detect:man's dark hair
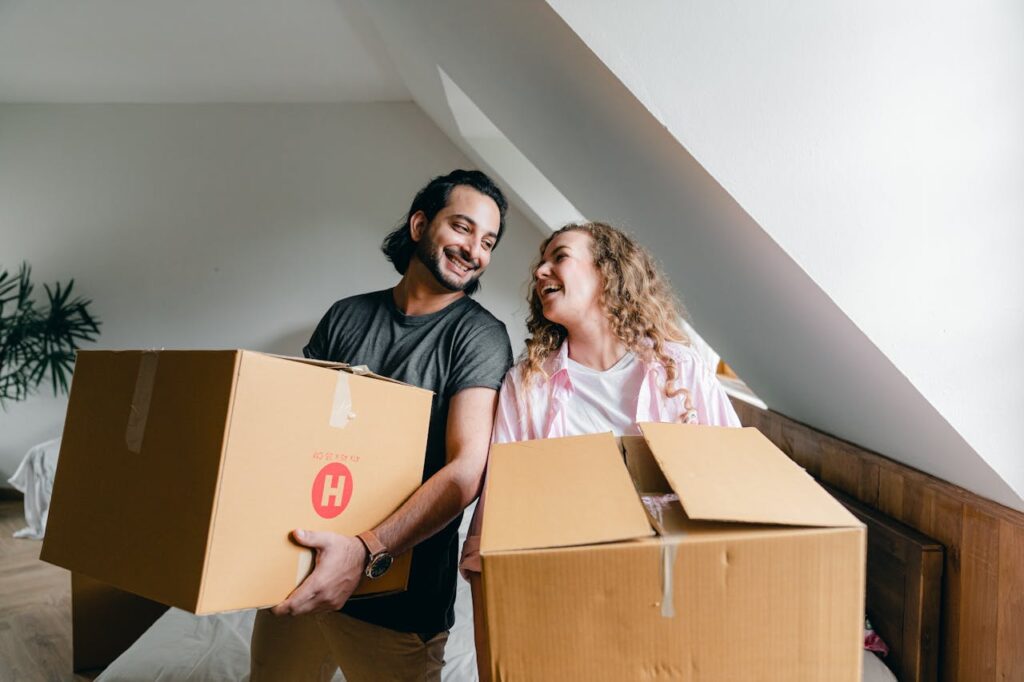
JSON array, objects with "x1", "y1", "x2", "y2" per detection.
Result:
[{"x1": 381, "y1": 169, "x2": 508, "y2": 295}]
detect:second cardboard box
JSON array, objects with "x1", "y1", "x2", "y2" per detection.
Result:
[{"x1": 478, "y1": 424, "x2": 867, "y2": 681}]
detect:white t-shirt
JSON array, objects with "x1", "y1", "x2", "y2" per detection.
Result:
[{"x1": 564, "y1": 351, "x2": 647, "y2": 436}]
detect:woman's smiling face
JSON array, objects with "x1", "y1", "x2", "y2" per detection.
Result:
[{"x1": 534, "y1": 230, "x2": 604, "y2": 328}]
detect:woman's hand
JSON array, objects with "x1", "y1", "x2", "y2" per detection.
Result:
[{"x1": 459, "y1": 534, "x2": 482, "y2": 579}]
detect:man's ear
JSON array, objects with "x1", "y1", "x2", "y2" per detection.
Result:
[{"x1": 409, "y1": 211, "x2": 428, "y2": 243}]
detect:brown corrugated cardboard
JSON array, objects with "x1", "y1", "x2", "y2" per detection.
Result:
[
  {"x1": 480, "y1": 432, "x2": 654, "y2": 553},
  {"x1": 42, "y1": 350, "x2": 431, "y2": 614},
  {"x1": 639, "y1": 422, "x2": 859, "y2": 527},
  {"x1": 479, "y1": 424, "x2": 866, "y2": 681},
  {"x1": 71, "y1": 573, "x2": 169, "y2": 672}
]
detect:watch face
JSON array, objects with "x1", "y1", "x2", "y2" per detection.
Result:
[{"x1": 368, "y1": 553, "x2": 394, "y2": 579}]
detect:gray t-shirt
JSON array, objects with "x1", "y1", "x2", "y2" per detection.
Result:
[{"x1": 303, "y1": 288, "x2": 513, "y2": 634}]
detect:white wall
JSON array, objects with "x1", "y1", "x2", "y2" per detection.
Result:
[
  {"x1": 361, "y1": 0, "x2": 1023, "y2": 510},
  {"x1": 0, "y1": 103, "x2": 541, "y2": 482},
  {"x1": 546, "y1": 0, "x2": 1024, "y2": 500}
]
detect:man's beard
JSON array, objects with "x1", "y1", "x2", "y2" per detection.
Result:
[{"x1": 415, "y1": 239, "x2": 482, "y2": 293}]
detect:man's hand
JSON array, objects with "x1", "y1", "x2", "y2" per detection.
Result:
[{"x1": 271, "y1": 529, "x2": 367, "y2": 617}]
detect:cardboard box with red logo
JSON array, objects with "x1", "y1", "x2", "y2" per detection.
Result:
[
  {"x1": 42, "y1": 350, "x2": 431, "y2": 614},
  {"x1": 476, "y1": 425, "x2": 867, "y2": 680}
]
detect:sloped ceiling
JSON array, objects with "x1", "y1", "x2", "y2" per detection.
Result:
[
  {"x1": 2, "y1": 0, "x2": 1017, "y2": 511},
  {"x1": 359, "y1": 0, "x2": 1024, "y2": 511},
  {"x1": 544, "y1": 0, "x2": 1024, "y2": 509}
]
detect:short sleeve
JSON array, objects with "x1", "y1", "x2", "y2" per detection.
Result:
[
  {"x1": 302, "y1": 306, "x2": 335, "y2": 360},
  {"x1": 447, "y1": 322, "x2": 513, "y2": 398},
  {"x1": 491, "y1": 368, "x2": 526, "y2": 444},
  {"x1": 696, "y1": 369, "x2": 742, "y2": 427},
  {"x1": 668, "y1": 341, "x2": 741, "y2": 428}
]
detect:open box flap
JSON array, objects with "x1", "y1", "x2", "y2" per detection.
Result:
[
  {"x1": 257, "y1": 352, "x2": 424, "y2": 389},
  {"x1": 638, "y1": 423, "x2": 860, "y2": 528},
  {"x1": 480, "y1": 432, "x2": 655, "y2": 554}
]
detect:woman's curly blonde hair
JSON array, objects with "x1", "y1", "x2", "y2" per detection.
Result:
[{"x1": 522, "y1": 221, "x2": 692, "y2": 403}]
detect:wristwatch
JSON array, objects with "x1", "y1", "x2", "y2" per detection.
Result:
[{"x1": 357, "y1": 530, "x2": 394, "y2": 579}]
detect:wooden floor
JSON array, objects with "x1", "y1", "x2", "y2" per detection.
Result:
[{"x1": 0, "y1": 497, "x2": 96, "y2": 681}]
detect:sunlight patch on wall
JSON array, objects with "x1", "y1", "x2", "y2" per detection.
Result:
[{"x1": 439, "y1": 67, "x2": 584, "y2": 231}]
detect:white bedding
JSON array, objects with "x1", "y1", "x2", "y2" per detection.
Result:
[
  {"x1": 96, "y1": 506, "x2": 897, "y2": 682},
  {"x1": 97, "y1": 508, "x2": 480, "y2": 682},
  {"x1": 862, "y1": 650, "x2": 899, "y2": 682},
  {"x1": 94, "y1": 562, "x2": 480, "y2": 682},
  {"x1": 94, "y1": 575, "x2": 480, "y2": 682},
  {"x1": 7, "y1": 437, "x2": 61, "y2": 539}
]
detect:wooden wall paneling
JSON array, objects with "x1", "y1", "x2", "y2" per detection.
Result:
[
  {"x1": 780, "y1": 416, "x2": 821, "y2": 477},
  {"x1": 996, "y1": 520, "x2": 1024, "y2": 680},
  {"x1": 856, "y1": 448, "x2": 881, "y2": 508},
  {"x1": 877, "y1": 468, "x2": 905, "y2": 520},
  {"x1": 901, "y1": 480, "x2": 933, "y2": 538},
  {"x1": 729, "y1": 397, "x2": 1024, "y2": 682},
  {"x1": 819, "y1": 437, "x2": 865, "y2": 500},
  {"x1": 958, "y1": 507, "x2": 1000, "y2": 679},
  {"x1": 834, "y1": 484, "x2": 944, "y2": 681}
]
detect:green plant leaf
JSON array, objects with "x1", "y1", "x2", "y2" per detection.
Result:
[{"x1": 0, "y1": 262, "x2": 101, "y2": 406}]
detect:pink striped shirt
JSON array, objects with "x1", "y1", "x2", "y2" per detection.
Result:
[
  {"x1": 492, "y1": 340, "x2": 741, "y2": 443},
  {"x1": 460, "y1": 340, "x2": 741, "y2": 575}
]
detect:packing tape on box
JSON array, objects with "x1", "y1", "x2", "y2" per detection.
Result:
[
  {"x1": 329, "y1": 366, "x2": 369, "y2": 428},
  {"x1": 125, "y1": 351, "x2": 159, "y2": 454},
  {"x1": 660, "y1": 543, "x2": 677, "y2": 618},
  {"x1": 330, "y1": 372, "x2": 355, "y2": 428}
]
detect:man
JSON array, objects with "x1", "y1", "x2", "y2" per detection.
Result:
[{"x1": 250, "y1": 170, "x2": 514, "y2": 681}]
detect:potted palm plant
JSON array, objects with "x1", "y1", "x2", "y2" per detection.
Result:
[{"x1": 0, "y1": 263, "x2": 101, "y2": 406}]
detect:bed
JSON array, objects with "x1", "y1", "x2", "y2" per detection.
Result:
[
  {"x1": 829, "y1": 486, "x2": 944, "y2": 682},
  {"x1": 87, "y1": 492, "x2": 939, "y2": 682}
]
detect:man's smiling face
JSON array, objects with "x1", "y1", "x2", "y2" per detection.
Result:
[{"x1": 413, "y1": 185, "x2": 501, "y2": 293}]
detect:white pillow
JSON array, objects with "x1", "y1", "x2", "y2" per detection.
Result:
[{"x1": 862, "y1": 649, "x2": 899, "y2": 682}]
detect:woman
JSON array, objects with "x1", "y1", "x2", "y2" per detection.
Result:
[{"x1": 460, "y1": 221, "x2": 740, "y2": 574}]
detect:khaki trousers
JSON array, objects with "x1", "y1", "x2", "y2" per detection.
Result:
[{"x1": 249, "y1": 609, "x2": 448, "y2": 682}]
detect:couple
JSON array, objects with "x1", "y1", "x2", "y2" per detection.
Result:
[{"x1": 249, "y1": 169, "x2": 740, "y2": 681}]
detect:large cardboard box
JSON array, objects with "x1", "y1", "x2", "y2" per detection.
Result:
[
  {"x1": 478, "y1": 424, "x2": 866, "y2": 681},
  {"x1": 70, "y1": 573, "x2": 169, "y2": 672},
  {"x1": 42, "y1": 350, "x2": 431, "y2": 614}
]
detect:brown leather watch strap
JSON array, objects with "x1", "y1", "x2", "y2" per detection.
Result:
[{"x1": 357, "y1": 530, "x2": 386, "y2": 557}]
